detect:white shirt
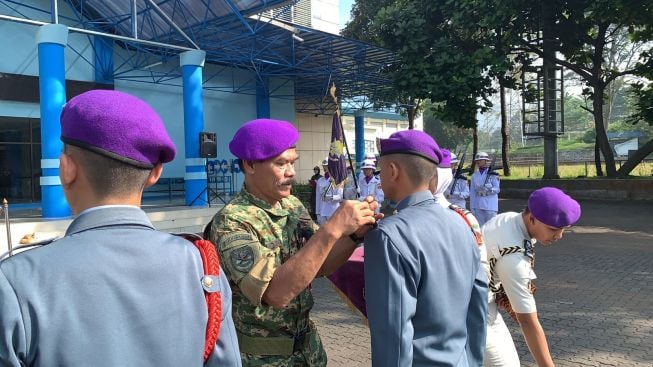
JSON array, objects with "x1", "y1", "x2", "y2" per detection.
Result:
[
  {"x1": 358, "y1": 174, "x2": 384, "y2": 204},
  {"x1": 343, "y1": 173, "x2": 358, "y2": 200},
  {"x1": 445, "y1": 175, "x2": 470, "y2": 209},
  {"x1": 316, "y1": 176, "x2": 342, "y2": 218},
  {"x1": 482, "y1": 212, "x2": 537, "y2": 314},
  {"x1": 470, "y1": 169, "x2": 500, "y2": 211}
]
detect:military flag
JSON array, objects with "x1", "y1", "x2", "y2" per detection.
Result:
[{"x1": 328, "y1": 112, "x2": 347, "y2": 185}]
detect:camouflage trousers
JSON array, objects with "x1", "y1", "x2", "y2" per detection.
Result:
[{"x1": 240, "y1": 323, "x2": 327, "y2": 367}]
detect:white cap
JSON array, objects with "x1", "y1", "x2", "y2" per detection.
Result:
[
  {"x1": 361, "y1": 159, "x2": 376, "y2": 169},
  {"x1": 475, "y1": 152, "x2": 490, "y2": 161},
  {"x1": 451, "y1": 152, "x2": 458, "y2": 164},
  {"x1": 321, "y1": 158, "x2": 329, "y2": 166}
]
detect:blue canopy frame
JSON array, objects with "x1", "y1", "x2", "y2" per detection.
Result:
[{"x1": 0, "y1": 0, "x2": 396, "y2": 114}]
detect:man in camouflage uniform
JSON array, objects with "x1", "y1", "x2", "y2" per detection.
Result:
[{"x1": 206, "y1": 119, "x2": 380, "y2": 366}]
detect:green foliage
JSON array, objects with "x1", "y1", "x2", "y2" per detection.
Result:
[
  {"x1": 423, "y1": 102, "x2": 474, "y2": 149},
  {"x1": 344, "y1": 0, "x2": 653, "y2": 175},
  {"x1": 582, "y1": 130, "x2": 596, "y2": 143},
  {"x1": 341, "y1": 0, "x2": 393, "y2": 43},
  {"x1": 512, "y1": 138, "x2": 594, "y2": 153},
  {"x1": 290, "y1": 184, "x2": 311, "y2": 208},
  {"x1": 505, "y1": 161, "x2": 653, "y2": 179},
  {"x1": 564, "y1": 94, "x2": 594, "y2": 132},
  {"x1": 627, "y1": 82, "x2": 653, "y2": 127}
]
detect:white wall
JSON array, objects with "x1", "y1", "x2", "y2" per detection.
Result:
[
  {"x1": 0, "y1": 0, "x2": 95, "y2": 81},
  {"x1": 311, "y1": 0, "x2": 340, "y2": 34},
  {"x1": 0, "y1": 0, "x2": 297, "y2": 194},
  {"x1": 295, "y1": 113, "x2": 332, "y2": 184},
  {"x1": 294, "y1": 111, "x2": 413, "y2": 183},
  {"x1": 114, "y1": 65, "x2": 296, "y2": 187}
]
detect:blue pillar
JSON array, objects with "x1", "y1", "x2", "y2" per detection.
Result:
[
  {"x1": 37, "y1": 24, "x2": 71, "y2": 218},
  {"x1": 256, "y1": 77, "x2": 270, "y2": 118},
  {"x1": 354, "y1": 110, "x2": 365, "y2": 170},
  {"x1": 181, "y1": 50, "x2": 208, "y2": 207},
  {"x1": 94, "y1": 36, "x2": 114, "y2": 84}
]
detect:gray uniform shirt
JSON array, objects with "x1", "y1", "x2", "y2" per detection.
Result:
[
  {"x1": 364, "y1": 191, "x2": 488, "y2": 367},
  {"x1": 0, "y1": 206, "x2": 241, "y2": 367}
]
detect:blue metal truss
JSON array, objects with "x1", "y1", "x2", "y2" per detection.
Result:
[{"x1": 0, "y1": 0, "x2": 396, "y2": 114}]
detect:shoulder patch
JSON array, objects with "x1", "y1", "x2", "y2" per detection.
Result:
[
  {"x1": 230, "y1": 246, "x2": 255, "y2": 273},
  {"x1": 220, "y1": 231, "x2": 255, "y2": 246}
]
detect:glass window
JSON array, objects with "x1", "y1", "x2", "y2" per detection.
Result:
[
  {"x1": 0, "y1": 116, "x2": 41, "y2": 203},
  {"x1": 0, "y1": 117, "x2": 32, "y2": 143}
]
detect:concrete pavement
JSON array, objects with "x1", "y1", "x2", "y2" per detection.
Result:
[{"x1": 311, "y1": 198, "x2": 653, "y2": 366}]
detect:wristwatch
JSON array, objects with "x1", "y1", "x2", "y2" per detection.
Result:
[{"x1": 349, "y1": 232, "x2": 364, "y2": 244}]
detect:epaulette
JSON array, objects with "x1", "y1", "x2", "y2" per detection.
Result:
[
  {"x1": 488, "y1": 170, "x2": 500, "y2": 176},
  {"x1": 0, "y1": 237, "x2": 58, "y2": 261}
]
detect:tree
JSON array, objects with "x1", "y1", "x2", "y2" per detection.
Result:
[
  {"x1": 344, "y1": 0, "x2": 506, "y2": 117},
  {"x1": 619, "y1": 78, "x2": 653, "y2": 175},
  {"x1": 423, "y1": 102, "x2": 473, "y2": 149},
  {"x1": 343, "y1": 0, "x2": 424, "y2": 129},
  {"x1": 341, "y1": 0, "x2": 393, "y2": 43},
  {"x1": 500, "y1": 84, "x2": 511, "y2": 175},
  {"x1": 345, "y1": 0, "x2": 652, "y2": 178},
  {"x1": 564, "y1": 94, "x2": 594, "y2": 133},
  {"x1": 498, "y1": 1, "x2": 651, "y2": 177},
  {"x1": 413, "y1": 0, "x2": 652, "y2": 177}
]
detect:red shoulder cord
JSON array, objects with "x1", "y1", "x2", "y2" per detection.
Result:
[
  {"x1": 448, "y1": 205, "x2": 484, "y2": 247},
  {"x1": 193, "y1": 238, "x2": 223, "y2": 364}
]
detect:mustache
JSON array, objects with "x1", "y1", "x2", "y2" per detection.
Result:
[{"x1": 279, "y1": 179, "x2": 296, "y2": 186}]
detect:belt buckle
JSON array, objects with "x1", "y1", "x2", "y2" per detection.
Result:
[{"x1": 293, "y1": 328, "x2": 308, "y2": 353}]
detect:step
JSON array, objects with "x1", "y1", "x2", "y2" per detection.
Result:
[{"x1": 1, "y1": 205, "x2": 224, "y2": 255}]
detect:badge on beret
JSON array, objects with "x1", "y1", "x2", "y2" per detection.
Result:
[{"x1": 231, "y1": 247, "x2": 255, "y2": 273}]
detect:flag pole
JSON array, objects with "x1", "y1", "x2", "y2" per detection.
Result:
[{"x1": 329, "y1": 82, "x2": 359, "y2": 196}]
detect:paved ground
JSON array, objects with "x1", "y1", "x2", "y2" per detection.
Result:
[{"x1": 311, "y1": 198, "x2": 653, "y2": 366}]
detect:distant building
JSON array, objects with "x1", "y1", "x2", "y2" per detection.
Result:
[
  {"x1": 268, "y1": 0, "x2": 340, "y2": 34},
  {"x1": 294, "y1": 110, "x2": 422, "y2": 183}
]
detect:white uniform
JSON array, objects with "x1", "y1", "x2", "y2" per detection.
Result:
[
  {"x1": 481, "y1": 212, "x2": 537, "y2": 367},
  {"x1": 343, "y1": 173, "x2": 358, "y2": 200},
  {"x1": 358, "y1": 175, "x2": 384, "y2": 211},
  {"x1": 470, "y1": 169, "x2": 500, "y2": 226},
  {"x1": 445, "y1": 175, "x2": 470, "y2": 209},
  {"x1": 316, "y1": 176, "x2": 343, "y2": 224}
]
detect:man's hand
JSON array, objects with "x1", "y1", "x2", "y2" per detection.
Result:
[
  {"x1": 323, "y1": 196, "x2": 378, "y2": 238},
  {"x1": 352, "y1": 196, "x2": 383, "y2": 238}
]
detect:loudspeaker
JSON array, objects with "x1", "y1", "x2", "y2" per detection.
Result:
[{"x1": 199, "y1": 132, "x2": 217, "y2": 158}]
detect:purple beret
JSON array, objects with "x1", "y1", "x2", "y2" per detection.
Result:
[
  {"x1": 229, "y1": 119, "x2": 299, "y2": 160},
  {"x1": 528, "y1": 187, "x2": 581, "y2": 228},
  {"x1": 60, "y1": 90, "x2": 175, "y2": 168},
  {"x1": 379, "y1": 130, "x2": 442, "y2": 165},
  {"x1": 440, "y1": 149, "x2": 452, "y2": 166}
]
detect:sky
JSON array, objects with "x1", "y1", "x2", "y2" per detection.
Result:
[{"x1": 339, "y1": 0, "x2": 355, "y2": 31}]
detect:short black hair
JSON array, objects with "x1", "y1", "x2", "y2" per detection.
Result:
[
  {"x1": 66, "y1": 145, "x2": 151, "y2": 199},
  {"x1": 386, "y1": 154, "x2": 437, "y2": 186}
]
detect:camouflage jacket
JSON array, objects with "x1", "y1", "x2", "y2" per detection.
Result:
[{"x1": 207, "y1": 188, "x2": 327, "y2": 366}]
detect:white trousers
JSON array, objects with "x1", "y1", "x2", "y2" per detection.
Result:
[
  {"x1": 484, "y1": 302, "x2": 520, "y2": 367},
  {"x1": 473, "y1": 209, "x2": 497, "y2": 227}
]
